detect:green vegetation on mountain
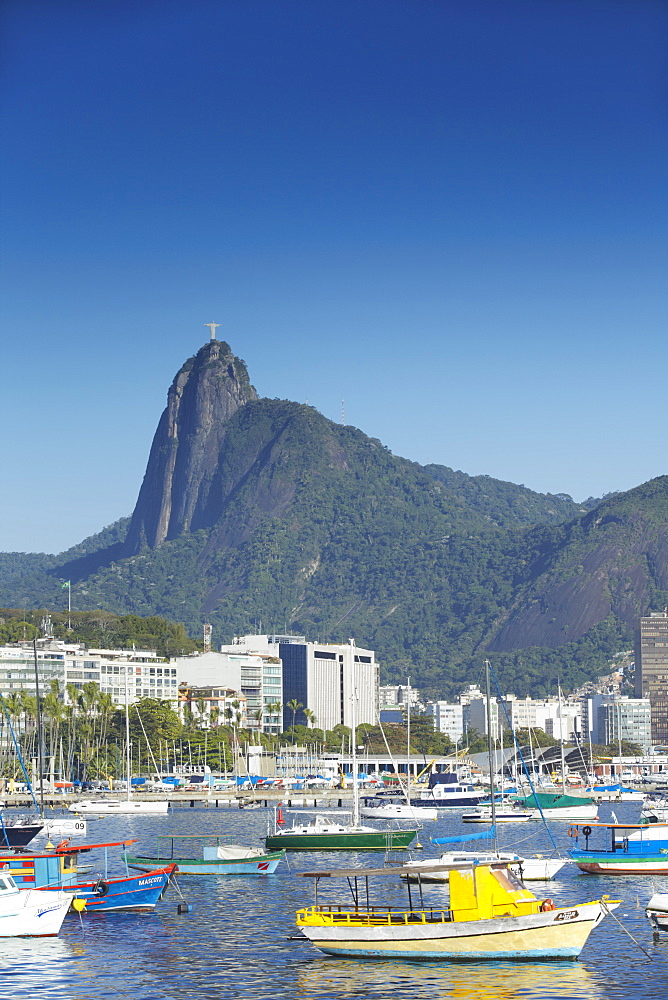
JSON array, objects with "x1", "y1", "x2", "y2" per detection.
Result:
[
  {"x1": 1, "y1": 341, "x2": 665, "y2": 701},
  {"x1": 0, "y1": 607, "x2": 199, "y2": 657}
]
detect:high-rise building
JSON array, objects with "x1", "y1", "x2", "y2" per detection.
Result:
[
  {"x1": 635, "y1": 610, "x2": 668, "y2": 743},
  {"x1": 596, "y1": 696, "x2": 651, "y2": 750},
  {"x1": 221, "y1": 635, "x2": 378, "y2": 731}
]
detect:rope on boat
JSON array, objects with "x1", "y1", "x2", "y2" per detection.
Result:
[
  {"x1": 167, "y1": 871, "x2": 191, "y2": 912},
  {"x1": 601, "y1": 898, "x2": 653, "y2": 961}
]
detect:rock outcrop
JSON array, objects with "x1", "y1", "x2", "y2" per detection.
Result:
[{"x1": 122, "y1": 341, "x2": 257, "y2": 554}]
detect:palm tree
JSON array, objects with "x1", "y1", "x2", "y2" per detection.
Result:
[
  {"x1": 209, "y1": 706, "x2": 220, "y2": 729},
  {"x1": 196, "y1": 697, "x2": 208, "y2": 729},
  {"x1": 287, "y1": 698, "x2": 303, "y2": 732},
  {"x1": 303, "y1": 708, "x2": 317, "y2": 729}
]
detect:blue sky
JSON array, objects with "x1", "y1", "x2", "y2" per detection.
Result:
[{"x1": 1, "y1": 0, "x2": 666, "y2": 554}]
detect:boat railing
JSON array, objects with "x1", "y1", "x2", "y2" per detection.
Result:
[{"x1": 297, "y1": 904, "x2": 452, "y2": 925}]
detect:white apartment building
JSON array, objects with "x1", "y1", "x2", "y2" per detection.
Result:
[
  {"x1": 222, "y1": 634, "x2": 379, "y2": 731},
  {"x1": 426, "y1": 701, "x2": 464, "y2": 742},
  {"x1": 379, "y1": 685, "x2": 421, "y2": 709},
  {"x1": 171, "y1": 650, "x2": 283, "y2": 734},
  {"x1": 500, "y1": 694, "x2": 582, "y2": 742},
  {"x1": 0, "y1": 640, "x2": 179, "y2": 708}
]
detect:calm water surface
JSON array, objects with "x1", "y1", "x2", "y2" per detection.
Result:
[{"x1": 0, "y1": 801, "x2": 666, "y2": 999}]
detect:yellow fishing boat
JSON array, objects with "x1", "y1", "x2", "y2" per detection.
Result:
[{"x1": 295, "y1": 860, "x2": 620, "y2": 961}]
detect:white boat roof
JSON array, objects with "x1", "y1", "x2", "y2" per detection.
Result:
[
  {"x1": 297, "y1": 860, "x2": 511, "y2": 878},
  {"x1": 586, "y1": 822, "x2": 668, "y2": 830}
]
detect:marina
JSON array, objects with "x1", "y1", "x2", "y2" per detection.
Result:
[{"x1": 0, "y1": 801, "x2": 666, "y2": 997}]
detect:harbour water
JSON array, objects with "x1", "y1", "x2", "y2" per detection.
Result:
[{"x1": 1, "y1": 802, "x2": 667, "y2": 999}]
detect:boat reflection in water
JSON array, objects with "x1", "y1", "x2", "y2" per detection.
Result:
[{"x1": 295, "y1": 957, "x2": 607, "y2": 1000}]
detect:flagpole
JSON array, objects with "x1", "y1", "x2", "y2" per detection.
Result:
[{"x1": 62, "y1": 580, "x2": 71, "y2": 630}]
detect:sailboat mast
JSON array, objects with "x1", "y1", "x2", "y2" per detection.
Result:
[
  {"x1": 558, "y1": 683, "x2": 567, "y2": 794},
  {"x1": 406, "y1": 676, "x2": 411, "y2": 805},
  {"x1": 124, "y1": 663, "x2": 131, "y2": 803},
  {"x1": 32, "y1": 639, "x2": 45, "y2": 819},
  {"x1": 484, "y1": 660, "x2": 496, "y2": 833},
  {"x1": 350, "y1": 639, "x2": 359, "y2": 827}
]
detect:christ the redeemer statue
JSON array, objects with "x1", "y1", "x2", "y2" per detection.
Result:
[{"x1": 205, "y1": 322, "x2": 221, "y2": 340}]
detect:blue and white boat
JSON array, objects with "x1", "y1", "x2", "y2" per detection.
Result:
[
  {"x1": 1, "y1": 838, "x2": 175, "y2": 912},
  {"x1": 410, "y1": 773, "x2": 487, "y2": 809}
]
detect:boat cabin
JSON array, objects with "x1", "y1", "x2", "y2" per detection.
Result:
[
  {"x1": 571, "y1": 821, "x2": 668, "y2": 855},
  {"x1": 296, "y1": 860, "x2": 549, "y2": 929},
  {"x1": 0, "y1": 839, "x2": 137, "y2": 888}
]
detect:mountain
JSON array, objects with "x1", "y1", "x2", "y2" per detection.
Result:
[
  {"x1": 1, "y1": 339, "x2": 666, "y2": 698},
  {"x1": 488, "y1": 476, "x2": 668, "y2": 651},
  {"x1": 123, "y1": 340, "x2": 257, "y2": 554}
]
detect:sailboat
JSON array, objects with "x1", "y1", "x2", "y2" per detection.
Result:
[
  {"x1": 70, "y1": 664, "x2": 168, "y2": 815},
  {"x1": 360, "y1": 677, "x2": 438, "y2": 822},
  {"x1": 510, "y1": 687, "x2": 598, "y2": 822},
  {"x1": 425, "y1": 662, "x2": 569, "y2": 878},
  {"x1": 265, "y1": 641, "x2": 419, "y2": 851}
]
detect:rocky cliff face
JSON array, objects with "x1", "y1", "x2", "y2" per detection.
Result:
[
  {"x1": 488, "y1": 476, "x2": 668, "y2": 650},
  {"x1": 122, "y1": 341, "x2": 258, "y2": 554}
]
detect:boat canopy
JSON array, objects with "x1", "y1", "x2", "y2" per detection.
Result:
[
  {"x1": 432, "y1": 825, "x2": 496, "y2": 846},
  {"x1": 297, "y1": 860, "x2": 511, "y2": 878},
  {"x1": 512, "y1": 792, "x2": 594, "y2": 808}
]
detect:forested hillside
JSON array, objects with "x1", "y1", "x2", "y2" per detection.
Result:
[{"x1": 1, "y1": 341, "x2": 664, "y2": 699}]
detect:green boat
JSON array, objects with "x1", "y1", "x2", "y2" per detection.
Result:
[
  {"x1": 126, "y1": 835, "x2": 286, "y2": 874},
  {"x1": 266, "y1": 642, "x2": 419, "y2": 852},
  {"x1": 264, "y1": 810, "x2": 419, "y2": 851}
]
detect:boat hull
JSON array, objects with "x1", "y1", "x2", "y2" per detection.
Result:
[
  {"x1": 126, "y1": 852, "x2": 285, "y2": 875},
  {"x1": 462, "y1": 812, "x2": 533, "y2": 824},
  {"x1": 61, "y1": 866, "x2": 174, "y2": 912},
  {"x1": 0, "y1": 888, "x2": 73, "y2": 937},
  {"x1": 0, "y1": 820, "x2": 44, "y2": 847},
  {"x1": 572, "y1": 855, "x2": 668, "y2": 875},
  {"x1": 266, "y1": 829, "x2": 418, "y2": 851},
  {"x1": 69, "y1": 799, "x2": 169, "y2": 815},
  {"x1": 297, "y1": 899, "x2": 615, "y2": 960}
]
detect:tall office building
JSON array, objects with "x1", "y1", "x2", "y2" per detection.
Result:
[
  {"x1": 596, "y1": 697, "x2": 651, "y2": 749},
  {"x1": 635, "y1": 610, "x2": 668, "y2": 744},
  {"x1": 221, "y1": 635, "x2": 379, "y2": 731}
]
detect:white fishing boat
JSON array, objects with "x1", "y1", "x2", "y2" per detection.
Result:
[
  {"x1": 0, "y1": 872, "x2": 75, "y2": 937},
  {"x1": 403, "y1": 849, "x2": 567, "y2": 882},
  {"x1": 295, "y1": 859, "x2": 619, "y2": 960}
]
